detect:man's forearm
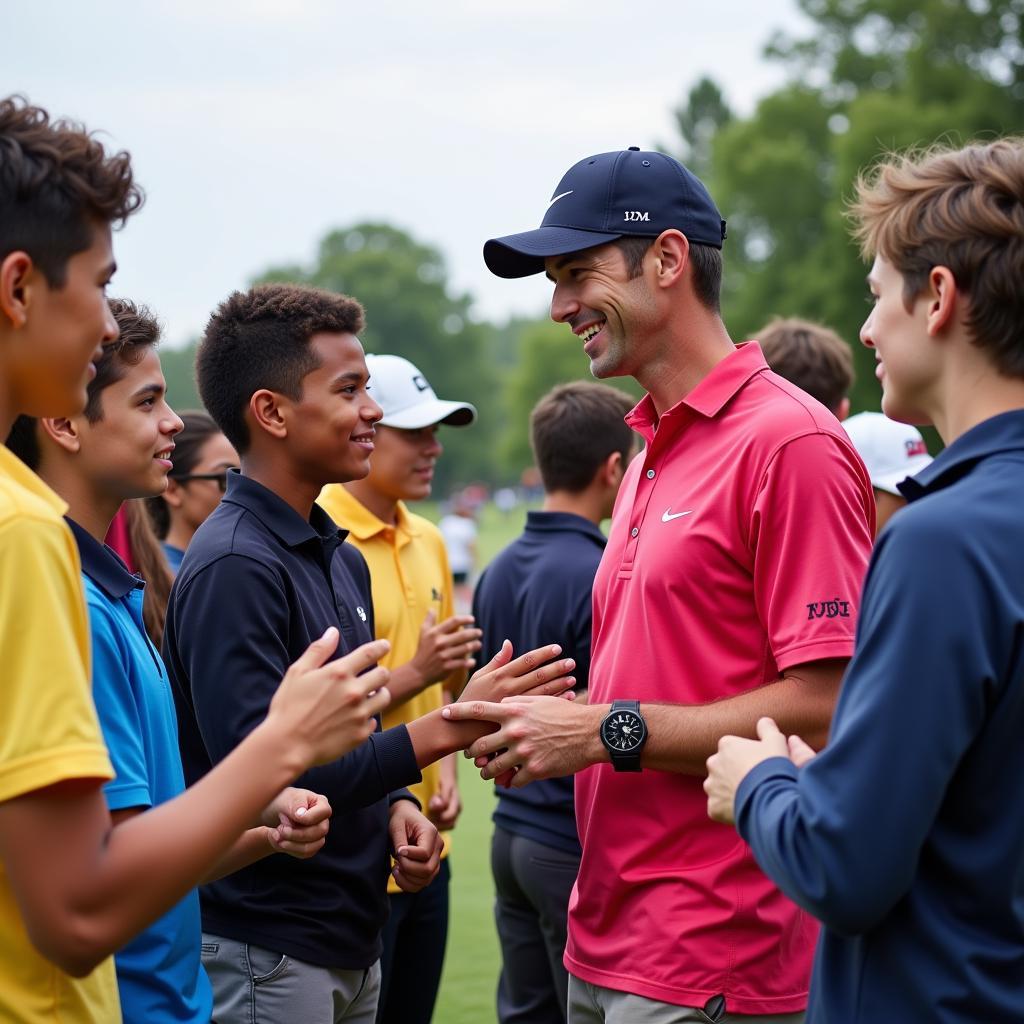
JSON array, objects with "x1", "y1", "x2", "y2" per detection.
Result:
[
  {"x1": 640, "y1": 665, "x2": 842, "y2": 775},
  {"x1": 406, "y1": 708, "x2": 493, "y2": 768},
  {"x1": 202, "y1": 828, "x2": 273, "y2": 883}
]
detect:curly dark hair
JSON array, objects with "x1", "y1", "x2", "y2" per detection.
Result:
[
  {"x1": 197, "y1": 283, "x2": 365, "y2": 453},
  {"x1": 0, "y1": 95, "x2": 143, "y2": 286},
  {"x1": 84, "y1": 298, "x2": 161, "y2": 422}
]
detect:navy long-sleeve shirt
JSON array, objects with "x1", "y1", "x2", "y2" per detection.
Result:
[
  {"x1": 163, "y1": 471, "x2": 421, "y2": 969},
  {"x1": 735, "y1": 410, "x2": 1024, "y2": 1023}
]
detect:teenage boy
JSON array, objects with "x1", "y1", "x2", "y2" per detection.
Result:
[
  {"x1": 757, "y1": 317, "x2": 855, "y2": 419},
  {"x1": 0, "y1": 96, "x2": 388, "y2": 1024},
  {"x1": 8, "y1": 298, "x2": 340, "y2": 1022},
  {"x1": 474, "y1": 381, "x2": 634, "y2": 1024},
  {"x1": 446, "y1": 148, "x2": 875, "y2": 1022},
  {"x1": 318, "y1": 353, "x2": 480, "y2": 1024},
  {"x1": 842, "y1": 411, "x2": 932, "y2": 534},
  {"x1": 705, "y1": 138, "x2": 1024, "y2": 1022},
  {"x1": 164, "y1": 283, "x2": 575, "y2": 1024}
]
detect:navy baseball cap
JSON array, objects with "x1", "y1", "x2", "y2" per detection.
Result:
[{"x1": 484, "y1": 147, "x2": 727, "y2": 279}]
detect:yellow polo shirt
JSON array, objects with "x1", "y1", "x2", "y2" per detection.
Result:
[
  {"x1": 0, "y1": 444, "x2": 120, "y2": 1023},
  {"x1": 318, "y1": 485, "x2": 461, "y2": 892}
]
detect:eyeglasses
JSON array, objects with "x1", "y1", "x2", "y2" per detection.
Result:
[{"x1": 171, "y1": 471, "x2": 233, "y2": 493}]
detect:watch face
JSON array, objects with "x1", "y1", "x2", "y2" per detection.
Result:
[{"x1": 602, "y1": 710, "x2": 646, "y2": 752}]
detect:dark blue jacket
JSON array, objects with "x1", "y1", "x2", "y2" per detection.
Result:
[
  {"x1": 473, "y1": 511, "x2": 605, "y2": 855},
  {"x1": 735, "y1": 410, "x2": 1024, "y2": 1023},
  {"x1": 164, "y1": 472, "x2": 420, "y2": 969}
]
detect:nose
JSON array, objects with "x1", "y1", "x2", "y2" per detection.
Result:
[
  {"x1": 859, "y1": 312, "x2": 876, "y2": 350},
  {"x1": 167, "y1": 408, "x2": 185, "y2": 437},
  {"x1": 102, "y1": 303, "x2": 120, "y2": 343},
  {"x1": 424, "y1": 431, "x2": 443, "y2": 457},
  {"x1": 549, "y1": 280, "x2": 579, "y2": 325},
  {"x1": 364, "y1": 395, "x2": 384, "y2": 424}
]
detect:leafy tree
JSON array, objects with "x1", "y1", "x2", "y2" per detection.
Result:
[{"x1": 675, "y1": 0, "x2": 1024, "y2": 418}]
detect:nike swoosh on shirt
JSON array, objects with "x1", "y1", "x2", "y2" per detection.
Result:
[
  {"x1": 661, "y1": 508, "x2": 694, "y2": 522},
  {"x1": 547, "y1": 190, "x2": 573, "y2": 209}
]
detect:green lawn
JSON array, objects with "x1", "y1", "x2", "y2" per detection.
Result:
[{"x1": 420, "y1": 498, "x2": 534, "y2": 1023}]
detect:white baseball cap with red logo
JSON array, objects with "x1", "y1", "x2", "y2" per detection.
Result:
[{"x1": 843, "y1": 411, "x2": 933, "y2": 495}]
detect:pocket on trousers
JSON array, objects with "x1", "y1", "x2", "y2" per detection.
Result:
[
  {"x1": 201, "y1": 942, "x2": 219, "y2": 958},
  {"x1": 245, "y1": 943, "x2": 290, "y2": 984}
]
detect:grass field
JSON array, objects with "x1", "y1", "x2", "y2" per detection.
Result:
[{"x1": 421, "y1": 499, "x2": 535, "y2": 1024}]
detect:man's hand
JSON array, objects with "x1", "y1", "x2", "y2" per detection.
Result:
[
  {"x1": 409, "y1": 612, "x2": 482, "y2": 687},
  {"x1": 389, "y1": 800, "x2": 443, "y2": 893},
  {"x1": 704, "y1": 717, "x2": 790, "y2": 825},
  {"x1": 261, "y1": 788, "x2": 332, "y2": 859},
  {"x1": 443, "y1": 695, "x2": 603, "y2": 785},
  {"x1": 267, "y1": 628, "x2": 392, "y2": 767},
  {"x1": 459, "y1": 640, "x2": 576, "y2": 706},
  {"x1": 428, "y1": 755, "x2": 462, "y2": 832}
]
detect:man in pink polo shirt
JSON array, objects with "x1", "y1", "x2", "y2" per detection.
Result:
[{"x1": 445, "y1": 150, "x2": 874, "y2": 1023}]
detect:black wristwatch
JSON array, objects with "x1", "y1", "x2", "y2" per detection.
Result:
[{"x1": 599, "y1": 700, "x2": 648, "y2": 772}]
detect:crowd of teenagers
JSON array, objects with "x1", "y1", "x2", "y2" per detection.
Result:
[{"x1": 0, "y1": 94, "x2": 1022, "y2": 1024}]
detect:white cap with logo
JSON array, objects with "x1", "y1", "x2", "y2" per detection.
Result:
[
  {"x1": 365, "y1": 354, "x2": 476, "y2": 430},
  {"x1": 843, "y1": 412, "x2": 933, "y2": 495}
]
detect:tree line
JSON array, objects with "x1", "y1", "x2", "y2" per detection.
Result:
[{"x1": 162, "y1": 0, "x2": 1024, "y2": 491}]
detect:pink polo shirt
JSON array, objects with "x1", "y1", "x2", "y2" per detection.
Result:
[{"x1": 565, "y1": 343, "x2": 874, "y2": 1014}]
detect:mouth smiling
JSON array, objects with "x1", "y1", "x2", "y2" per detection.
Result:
[
  {"x1": 351, "y1": 429, "x2": 376, "y2": 448},
  {"x1": 575, "y1": 318, "x2": 607, "y2": 350}
]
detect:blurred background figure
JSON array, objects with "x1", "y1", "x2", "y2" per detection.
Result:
[
  {"x1": 439, "y1": 493, "x2": 478, "y2": 612},
  {"x1": 757, "y1": 317, "x2": 855, "y2": 420},
  {"x1": 146, "y1": 410, "x2": 238, "y2": 574},
  {"x1": 843, "y1": 412, "x2": 932, "y2": 535}
]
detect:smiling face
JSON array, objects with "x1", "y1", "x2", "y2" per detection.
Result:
[
  {"x1": 861, "y1": 256, "x2": 937, "y2": 424},
  {"x1": 545, "y1": 242, "x2": 658, "y2": 380},
  {"x1": 283, "y1": 331, "x2": 383, "y2": 487},
  {"x1": 165, "y1": 431, "x2": 239, "y2": 534},
  {"x1": 364, "y1": 423, "x2": 444, "y2": 504},
  {"x1": 8, "y1": 223, "x2": 119, "y2": 419},
  {"x1": 76, "y1": 345, "x2": 183, "y2": 501}
]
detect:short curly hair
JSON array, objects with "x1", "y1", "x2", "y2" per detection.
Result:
[
  {"x1": 850, "y1": 138, "x2": 1024, "y2": 379},
  {"x1": 0, "y1": 95, "x2": 143, "y2": 286},
  {"x1": 197, "y1": 283, "x2": 365, "y2": 453}
]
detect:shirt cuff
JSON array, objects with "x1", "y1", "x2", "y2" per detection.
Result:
[
  {"x1": 734, "y1": 756, "x2": 798, "y2": 839},
  {"x1": 388, "y1": 788, "x2": 421, "y2": 810},
  {"x1": 371, "y1": 722, "x2": 422, "y2": 794}
]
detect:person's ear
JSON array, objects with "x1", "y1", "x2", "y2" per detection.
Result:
[
  {"x1": 650, "y1": 230, "x2": 689, "y2": 289},
  {"x1": 249, "y1": 390, "x2": 289, "y2": 441},
  {"x1": 925, "y1": 266, "x2": 958, "y2": 336},
  {"x1": 836, "y1": 396, "x2": 851, "y2": 421},
  {"x1": 602, "y1": 450, "x2": 624, "y2": 489},
  {"x1": 38, "y1": 416, "x2": 82, "y2": 455},
  {"x1": 0, "y1": 251, "x2": 36, "y2": 330}
]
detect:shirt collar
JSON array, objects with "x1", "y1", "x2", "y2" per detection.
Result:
[
  {"x1": 66, "y1": 516, "x2": 141, "y2": 600},
  {"x1": 222, "y1": 470, "x2": 348, "y2": 548},
  {"x1": 625, "y1": 342, "x2": 768, "y2": 442},
  {"x1": 0, "y1": 443, "x2": 68, "y2": 516},
  {"x1": 318, "y1": 484, "x2": 420, "y2": 542},
  {"x1": 898, "y1": 409, "x2": 1024, "y2": 502},
  {"x1": 525, "y1": 510, "x2": 606, "y2": 546}
]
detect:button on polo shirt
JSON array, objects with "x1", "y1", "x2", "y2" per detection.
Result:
[
  {"x1": 164, "y1": 471, "x2": 421, "y2": 969},
  {"x1": 566, "y1": 344, "x2": 874, "y2": 1014}
]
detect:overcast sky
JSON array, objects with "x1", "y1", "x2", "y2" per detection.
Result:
[{"x1": 7, "y1": 0, "x2": 809, "y2": 347}]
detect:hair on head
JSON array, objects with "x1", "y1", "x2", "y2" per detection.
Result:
[
  {"x1": 196, "y1": 283, "x2": 365, "y2": 453},
  {"x1": 0, "y1": 95, "x2": 142, "y2": 286}
]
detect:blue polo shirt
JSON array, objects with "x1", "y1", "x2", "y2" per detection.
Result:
[
  {"x1": 69, "y1": 518, "x2": 211, "y2": 1024},
  {"x1": 735, "y1": 410, "x2": 1024, "y2": 1023},
  {"x1": 473, "y1": 511, "x2": 605, "y2": 856},
  {"x1": 163, "y1": 471, "x2": 421, "y2": 969}
]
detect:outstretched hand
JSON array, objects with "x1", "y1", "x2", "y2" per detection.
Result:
[{"x1": 458, "y1": 640, "x2": 576, "y2": 706}]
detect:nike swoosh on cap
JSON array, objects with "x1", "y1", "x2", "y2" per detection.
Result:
[
  {"x1": 661, "y1": 508, "x2": 694, "y2": 522},
  {"x1": 547, "y1": 190, "x2": 573, "y2": 209}
]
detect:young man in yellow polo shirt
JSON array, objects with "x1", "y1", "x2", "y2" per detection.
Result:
[
  {"x1": 0, "y1": 96, "x2": 393, "y2": 1024},
  {"x1": 319, "y1": 354, "x2": 481, "y2": 1024}
]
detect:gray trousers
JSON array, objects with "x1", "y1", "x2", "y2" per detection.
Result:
[
  {"x1": 492, "y1": 826, "x2": 581, "y2": 1024},
  {"x1": 568, "y1": 975, "x2": 806, "y2": 1024},
  {"x1": 202, "y1": 933, "x2": 381, "y2": 1024}
]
